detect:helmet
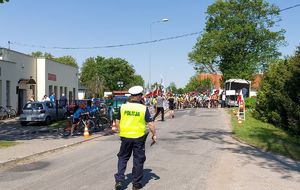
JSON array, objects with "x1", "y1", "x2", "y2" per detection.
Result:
[{"x1": 79, "y1": 103, "x2": 86, "y2": 108}]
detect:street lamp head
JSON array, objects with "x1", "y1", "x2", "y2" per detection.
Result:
[{"x1": 162, "y1": 18, "x2": 169, "y2": 22}]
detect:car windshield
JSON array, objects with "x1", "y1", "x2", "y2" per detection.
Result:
[{"x1": 23, "y1": 103, "x2": 43, "y2": 110}]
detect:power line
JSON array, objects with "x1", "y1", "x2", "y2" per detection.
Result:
[
  {"x1": 8, "y1": 3, "x2": 300, "y2": 50},
  {"x1": 280, "y1": 3, "x2": 300, "y2": 12},
  {"x1": 10, "y1": 32, "x2": 202, "y2": 50}
]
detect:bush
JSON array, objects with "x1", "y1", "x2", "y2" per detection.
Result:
[
  {"x1": 244, "y1": 97, "x2": 256, "y2": 109},
  {"x1": 255, "y1": 46, "x2": 300, "y2": 134}
]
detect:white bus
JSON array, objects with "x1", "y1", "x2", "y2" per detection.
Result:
[{"x1": 224, "y1": 79, "x2": 251, "y2": 107}]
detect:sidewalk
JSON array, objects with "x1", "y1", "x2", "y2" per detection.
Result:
[
  {"x1": 0, "y1": 117, "x2": 114, "y2": 166},
  {"x1": 0, "y1": 108, "x2": 170, "y2": 167}
]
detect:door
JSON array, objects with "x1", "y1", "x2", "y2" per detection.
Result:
[{"x1": 18, "y1": 89, "x2": 26, "y2": 115}]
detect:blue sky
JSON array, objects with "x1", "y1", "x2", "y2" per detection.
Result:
[{"x1": 1, "y1": 0, "x2": 299, "y2": 88}]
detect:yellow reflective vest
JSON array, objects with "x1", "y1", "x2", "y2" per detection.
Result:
[{"x1": 119, "y1": 102, "x2": 147, "y2": 138}]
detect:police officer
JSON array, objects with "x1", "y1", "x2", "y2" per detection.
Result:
[{"x1": 113, "y1": 86, "x2": 156, "y2": 190}]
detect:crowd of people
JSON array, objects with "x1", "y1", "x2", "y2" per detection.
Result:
[{"x1": 143, "y1": 90, "x2": 225, "y2": 116}]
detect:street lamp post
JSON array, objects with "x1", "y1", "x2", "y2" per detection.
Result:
[
  {"x1": 149, "y1": 18, "x2": 168, "y2": 89},
  {"x1": 117, "y1": 81, "x2": 124, "y2": 89}
]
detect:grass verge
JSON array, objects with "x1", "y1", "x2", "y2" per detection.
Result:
[
  {"x1": 0, "y1": 140, "x2": 18, "y2": 149},
  {"x1": 229, "y1": 108, "x2": 300, "y2": 161},
  {"x1": 49, "y1": 119, "x2": 68, "y2": 129}
]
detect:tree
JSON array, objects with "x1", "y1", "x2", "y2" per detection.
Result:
[
  {"x1": 31, "y1": 52, "x2": 78, "y2": 68},
  {"x1": 80, "y1": 56, "x2": 143, "y2": 96},
  {"x1": 168, "y1": 82, "x2": 178, "y2": 94},
  {"x1": 255, "y1": 46, "x2": 300, "y2": 133},
  {"x1": 184, "y1": 75, "x2": 213, "y2": 93},
  {"x1": 128, "y1": 74, "x2": 144, "y2": 87},
  {"x1": 184, "y1": 76, "x2": 199, "y2": 93},
  {"x1": 54, "y1": 56, "x2": 78, "y2": 68},
  {"x1": 0, "y1": 0, "x2": 9, "y2": 3},
  {"x1": 189, "y1": 0, "x2": 285, "y2": 81}
]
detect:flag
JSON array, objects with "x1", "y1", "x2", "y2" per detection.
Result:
[
  {"x1": 153, "y1": 85, "x2": 159, "y2": 97},
  {"x1": 160, "y1": 74, "x2": 165, "y2": 93}
]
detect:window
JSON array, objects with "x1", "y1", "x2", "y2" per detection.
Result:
[
  {"x1": 54, "y1": 86, "x2": 58, "y2": 99},
  {"x1": 60, "y1": 86, "x2": 63, "y2": 96},
  {"x1": 6, "y1": 80, "x2": 10, "y2": 106},
  {"x1": 49, "y1": 85, "x2": 53, "y2": 96},
  {"x1": 73, "y1": 88, "x2": 76, "y2": 101}
]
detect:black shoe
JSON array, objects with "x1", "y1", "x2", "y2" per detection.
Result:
[
  {"x1": 115, "y1": 182, "x2": 122, "y2": 190},
  {"x1": 132, "y1": 184, "x2": 143, "y2": 190}
]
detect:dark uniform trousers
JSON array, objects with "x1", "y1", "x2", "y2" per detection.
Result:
[{"x1": 115, "y1": 135, "x2": 146, "y2": 186}]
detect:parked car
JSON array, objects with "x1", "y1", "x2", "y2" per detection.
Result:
[{"x1": 19, "y1": 101, "x2": 67, "y2": 126}]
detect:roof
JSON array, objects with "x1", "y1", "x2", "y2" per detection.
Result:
[{"x1": 225, "y1": 79, "x2": 251, "y2": 84}]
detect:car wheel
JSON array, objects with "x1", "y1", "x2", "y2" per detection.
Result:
[
  {"x1": 21, "y1": 121, "x2": 28, "y2": 126},
  {"x1": 45, "y1": 116, "x2": 51, "y2": 126}
]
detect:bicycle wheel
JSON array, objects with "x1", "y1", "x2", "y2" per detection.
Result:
[
  {"x1": 88, "y1": 120, "x2": 95, "y2": 134},
  {"x1": 9, "y1": 109, "x2": 17, "y2": 118},
  {"x1": 99, "y1": 117, "x2": 110, "y2": 130},
  {"x1": 0, "y1": 107, "x2": 5, "y2": 120},
  {"x1": 0, "y1": 108, "x2": 8, "y2": 120}
]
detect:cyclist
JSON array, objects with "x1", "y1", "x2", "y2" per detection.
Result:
[{"x1": 70, "y1": 103, "x2": 86, "y2": 136}]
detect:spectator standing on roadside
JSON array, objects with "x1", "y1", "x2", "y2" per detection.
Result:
[
  {"x1": 168, "y1": 93, "x2": 175, "y2": 118},
  {"x1": 106, "y1": 95, "x2": 114, "y2": 122},
  {"x1": 50, "y1": 92, "x2": 55, "y2": 103},
  {"x1": 42, "y1": 95, "x2": 50, "y2": 101},
  {"x1": 152, "y1": 92, "x2": 165, "y2": 121},
  {"x1": 59, "y1": 93, "x2": 68, "y2": 108},
  {"x1": 221, "y1": 91, "x2": 226, "y2": 108}
]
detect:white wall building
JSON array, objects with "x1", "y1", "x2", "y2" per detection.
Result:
[{"x1": 0, "y1": 48, "x2": 78, "y2": 114}]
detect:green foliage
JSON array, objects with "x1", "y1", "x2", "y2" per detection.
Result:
[
  {"x1": 167, "y1": 82, "x2": 178, "y2": 94},
  {"x1": 128, "y1": 74, "x2": 145, "y2": 87},
  {"x1": 255, "y1": 46, "x2": 300, "y2": 134},
  {"x1": 184, "y1": 76, "x2": 213, "y2": 93},
  {"x1": 177, "y1": 88, "x2": 184, "y2": 95},
  {"x1": 0, "y1": 0, "x2": 9, "y2": 3},
  {"x1": 230, "y1": 109, "x2": 300, "y2": 160},
  {"x1": 53, "y1": 56, "x2": 78, "y2": 68},
  {"x1": 189, "y1": 0, "x2": 285, "y2": 81},
  {"x1": 80, "y1": 56, "x2": 143, "y2": 96},
  {"x1": 244, "y1": 97, "x2": 256, "y2": 109},
  {"x1": 31, "y1": 51, "x2": 78, "y2": 68}
]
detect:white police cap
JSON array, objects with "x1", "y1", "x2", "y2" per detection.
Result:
[{"x1": 128, "y1": 86, "x2": 143, "y2": 96}]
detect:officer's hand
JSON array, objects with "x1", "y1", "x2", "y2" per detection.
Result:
[
  {"x1": 152, "y1": 135, "x2": 157, "y2": 142},
  {"x1": 111, "y1": 126, "x2": 118, "y2": 133},
  {"x1": 111, "y1": 120, "x2": 118, "y2": 133}
]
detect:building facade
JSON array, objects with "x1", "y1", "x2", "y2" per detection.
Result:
[{"x1": 0, "y1": 48, "x2": 78, "y2": 113}]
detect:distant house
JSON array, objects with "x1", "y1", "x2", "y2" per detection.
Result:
[{"x1": 197, "y1": 73, "x2": 223, "y2": 89}]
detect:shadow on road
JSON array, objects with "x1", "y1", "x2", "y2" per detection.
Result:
[
  {"x1": 0, "y1": 119, "x2": 113, "y2": 141},
  {"x1": 121, "y1": 168, "x2": 160, "y2": 190},
  {"x1": 167, "y1": 127, "x2": 300, "y2": 180}
]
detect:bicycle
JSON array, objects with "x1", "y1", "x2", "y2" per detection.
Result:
[
  {"x1": 0, "y1": 105, "x2": 17, "y2": 120},
  {"x1": 92, "y1": 107, "x2": 111, "y2": 132},
  {"x1": 60, "y1": 113, "x2": 95, "y2": 137}
]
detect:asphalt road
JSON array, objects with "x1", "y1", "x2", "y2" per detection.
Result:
[{"x1": 0, "y1": 108, "x2": 229, "y2": 190}]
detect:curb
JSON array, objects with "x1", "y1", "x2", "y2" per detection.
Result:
[{"x1": 0, "y1": 130, "x2": 114, "y2": 169}]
